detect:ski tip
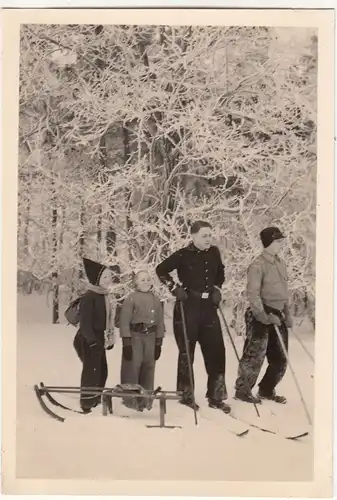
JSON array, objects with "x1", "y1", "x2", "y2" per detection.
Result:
[
  {"x1": 286, "y1": 431, "x2": 309, "y2": 440},
  {"x1": 237, "y1": 429, "x2": 250, "y2": 437}
]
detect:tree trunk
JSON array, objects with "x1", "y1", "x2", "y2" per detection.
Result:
[
  {"x1": 106, "y1": 230, "x2": 117, "y2": 256},
  {"x1": 51, "y1": 197, "x2": 59, "y2": 324},
  {"x1": 123, "y1": 125, "x2": 133, "y2": 232},
  {"x1": 78, "y1": 201, "x2": 85, "y2": 280},
  {"x1": 99, "y1": 133, "x2": 117, "y2": 257},
  {"x1": 23, "y1": 197, "x2": 31, "y2": 258},
  {"x1": 97, "y1": 207, "x2": 102, "y2": 245}
]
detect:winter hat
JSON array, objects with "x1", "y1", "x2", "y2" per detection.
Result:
[
  {"x1": 260, "y1": 226, "x2": 285, "y2": 248},
  {"x1": 83, "y1": 257, "x2": 107, "y2": 286}
]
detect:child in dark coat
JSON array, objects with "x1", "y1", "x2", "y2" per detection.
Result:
[
  {"x1": 119, "y1": 270, "x2": 165, "y2": 411},
  {"x1": 73, "y1": 257, "x2": 117, "y2": 413}
]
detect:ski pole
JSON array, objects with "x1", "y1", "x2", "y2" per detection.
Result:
[
  {"x1": 179, "y1": 301, "x2": 198, "y2": 426},
  {"x1": 290, "y1": 328, "x2": 314, "y2": 363},
  {"x1": 218, "y1": 305, "x2": 260, "y2": 418},
  {"x1": 274, "y1": 325, "x2": 312, "y2": 426}
]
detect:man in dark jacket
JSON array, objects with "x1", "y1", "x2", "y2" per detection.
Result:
[
  {"x1": 234, "y1": 226, "x2": 293, "y2": 404},
  {"x1": 156, "y1": 221, "x2": 230, "y2": 414}
]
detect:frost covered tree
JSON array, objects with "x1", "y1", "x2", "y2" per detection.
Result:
[{"x1": 18, "y1": 24, "x2": 317, "y2": 329}]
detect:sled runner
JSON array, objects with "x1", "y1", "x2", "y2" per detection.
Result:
[
  {"x1": 34, "y1": 384, "x2": 66, "y2": 422},
  {"x1": 34, "y1": 382, "x2": 183, "y2": 429},
  {"x1": 40, "y1": 382, "x2": 88, "y2": 415}
]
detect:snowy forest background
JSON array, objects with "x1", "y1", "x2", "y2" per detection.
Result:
[{"x1": 17, "y1": 24, "x2": 317, "y2": 335}]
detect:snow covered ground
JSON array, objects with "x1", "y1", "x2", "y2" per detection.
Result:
[{"x1": 16, "y1": 293, "x2": 314, "y2": 482}]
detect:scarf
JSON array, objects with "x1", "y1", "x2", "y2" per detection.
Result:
[{"x1": 87, "y1": 283, "x2": 116, "y2": 347}]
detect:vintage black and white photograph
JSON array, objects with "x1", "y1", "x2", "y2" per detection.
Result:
[{"x1": 1, "y1": 7, "x2": 334, "y2": 496}]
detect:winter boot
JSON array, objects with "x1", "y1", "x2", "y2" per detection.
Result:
[
  {"x1": 81, "y1": 408, "x2": 92, "y2": 414},
  {"x1": 80, "y1": 398, "x2": 100, "y2": 413},
  {"x1": 179, "y1": 396, "x2": 200, "y2": 411},
  {"x1": 258, "y1": 389, "x2": 287, "y2": 404},
  {"x1": 208, "y1": 398, "x2": 231, "y2": 414},
  {"x1": 234, "y1": 392, "x2": 262, "y2": 404}
]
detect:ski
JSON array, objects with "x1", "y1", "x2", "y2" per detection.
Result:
[
  {"x1": 226, "y1": 415, "x2": 249, "y2": 437},
  {"x1": 35, "y1": 383, "x2": 307, "y2": 438},
  {"x1": 190, "y1": 405, "x2": 250, "y2": 437},
  {"x1": 230, "y1": 412, "x2": 309, "y2": 440}
]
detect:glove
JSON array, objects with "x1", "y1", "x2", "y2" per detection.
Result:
[
  {"x1": 122, "y1": 345, "x2": 133, "y2": 361},
  {"x1": 254, "y1": 311, "x2": 271, "y2": 325},
  {"x1": 154, "y1": 339, "x2": 163, "y2": 361},
  {"x1": 268, "y1": 313, "x2": 282, "y2": 327},
  {"x1": 122, "y1": 338, "x2": 133, "y2": 361},
  {"x1": 211, "y1": 287, "x2": 221, "y2": 307},
  {"x1": 155, "y1": 345, "x2": 162, "y2": 361},
  {"x1": 173, "y1": 286, "x2": 188, "y2": 302}
]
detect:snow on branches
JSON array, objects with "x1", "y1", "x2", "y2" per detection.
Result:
[{"x1": 18, "y1": 24, "x2": 317, "y2": 329}]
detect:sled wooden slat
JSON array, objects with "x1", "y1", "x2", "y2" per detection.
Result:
[
  {"x1": 41, "y1": 385, "x2": 182, "y2": 399},
  {"x1": 39, "y1": 387, "x2": 182, "y2": 401}
]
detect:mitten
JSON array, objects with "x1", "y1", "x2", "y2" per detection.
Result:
[
  {"x1": 122, "y1": 345, "x2": 133, "y2": 361},
  {"x1": 122, "y1": 338, "x2": 133, "y2": 361},
  {"x1": 173, "y1": 286, "x2": 188, "y2": 301},
  {"x1": 154, "y1": 339, "x2": 163, "y2": 361},
  {"x1": 211, "y1": 287, "x2": 221, "y2": 306}
]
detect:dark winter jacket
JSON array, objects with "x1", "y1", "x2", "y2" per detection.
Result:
[
  {"x1": 119, "y1": 290, "x2": 165, "y2": 339},
  {"x1": 78, "y1": 290, "x2": 108, "y2": 346},
  {"x1": 156, "y1": 243, "x2": 225, "y2": 293}
]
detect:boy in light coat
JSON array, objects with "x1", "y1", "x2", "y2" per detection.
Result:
[{"x1": 119, "y1": 270, "x2": 165, "y2": 411}]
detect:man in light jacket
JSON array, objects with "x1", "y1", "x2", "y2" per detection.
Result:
[{"x1": 234, "y1": 226, "x2": 293, "y2": 405}]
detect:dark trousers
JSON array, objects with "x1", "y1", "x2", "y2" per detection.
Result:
[
  {"x1": 73, "y1": 332, "x2": 108, "y2": 410},
  {"x1": 173, "y1": 296, "x2": 227, "y2": 402},
  {"x1": 235, "y1": 307, "x2": 288, "y2": 397}
]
